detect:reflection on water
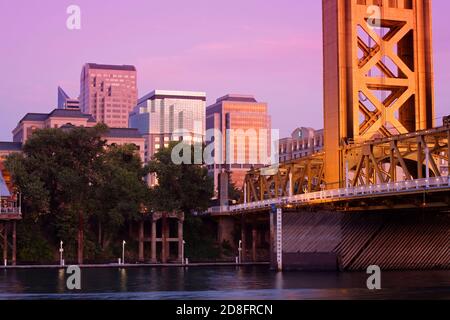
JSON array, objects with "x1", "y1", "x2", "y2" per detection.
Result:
[
  {"x1": 119, "y1": 268, "x2": 127, "y2": 292},
  {"x1": 0, "y1": 266, "x2": 449, "y2": 300}
]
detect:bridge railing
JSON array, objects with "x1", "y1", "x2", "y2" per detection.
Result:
[
  {"x1": 207, "y1": 206, "x2": 231, "y2": 214},
  {"x1": 228, "y1": 176, "x2": 450, "y2": 213}
]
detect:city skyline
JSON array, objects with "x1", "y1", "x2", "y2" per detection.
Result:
[
  {"x1": 1, "y1": 0, "x2": 450, "y2": 141},
  {"x1": 0, "y1": 0, "x2": 449, "y2": 302}
]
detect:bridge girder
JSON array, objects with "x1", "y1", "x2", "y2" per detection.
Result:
[
  {"x1": 242, "y1": 153, "x2": 326, "y2": 203},
  {"x1": 344, "y1": 126, "x2": 449, "y2": 186}
]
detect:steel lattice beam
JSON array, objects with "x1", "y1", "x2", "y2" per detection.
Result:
[{"x1": 323, "y1": 0, "x2": 435, "y2": 189}]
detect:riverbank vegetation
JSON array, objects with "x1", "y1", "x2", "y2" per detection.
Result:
[{"x1": 5, "y1": 126, "x2": 222, "y2": 264}]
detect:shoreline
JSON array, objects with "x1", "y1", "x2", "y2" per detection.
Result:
[{"x1": 1, "y1": 262, "x2": 270, "y2": 270}]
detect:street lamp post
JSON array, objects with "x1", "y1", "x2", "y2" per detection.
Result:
[
  {"x1": 122, "y1": 240, "x2": 126, "y2": 265},
  {"x1": 59, "y1": 241, "x2": 64, "y2": 266}
]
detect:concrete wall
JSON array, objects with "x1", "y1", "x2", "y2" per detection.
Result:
[{"x1": 273, "y1": 209, "x2": 450, "y2": 271}]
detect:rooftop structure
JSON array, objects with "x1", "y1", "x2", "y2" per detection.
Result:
[{"x1": 57, "y1": 87, "x2": 80, "y2": 110}]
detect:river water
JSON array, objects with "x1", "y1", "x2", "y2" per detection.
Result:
[{"x1": 0, "y1": 266, "x2": 449, "y2": 300}]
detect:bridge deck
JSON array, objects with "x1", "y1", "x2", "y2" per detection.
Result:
[{"x1": 211, "y1": 176, "x2": 450, "y2": 215}]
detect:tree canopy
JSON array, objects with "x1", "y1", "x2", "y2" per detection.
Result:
[
  {"x1": 5, "y1": 129, "x2": 221, "y2": 263},
  {"x1": 5, "y1": 125, "x2": 149, "y2": 263},
  {"x1": 147, "y1": 142, "x2": 217, "y2": 260},
  {"x1": 147, "y1": 142, "x2": 214, "y2": 214}
]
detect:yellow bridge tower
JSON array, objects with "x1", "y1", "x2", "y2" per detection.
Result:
[{"x1": 323, "y1": 0, "x2": 435, "y2": 188}]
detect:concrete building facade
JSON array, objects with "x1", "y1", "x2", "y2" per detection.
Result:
[
  {"x1": 279, "y1": 127, "x2": 324, "y2": 163},
  {"x1": 80, "y1": 63, "x2": 138, "y2": 128},
  {"x1": 206, "y1": 94, "x2": 271, "y2": 193},
  {"x1": 129, "y1": 90, "x2": 206, "y2": 182},
  {"x1": 11, "y1": 109, "x2": 145, "y2": 161},
  {"x1": 13, "y1": 109, "x2": 97, "y2": 143}
]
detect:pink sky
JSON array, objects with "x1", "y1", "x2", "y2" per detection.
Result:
[{"x1": 0, "y1": 0, "x2": 449, "y2": 140}]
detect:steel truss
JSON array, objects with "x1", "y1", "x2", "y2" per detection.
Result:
[
  {"x1": 242, "y1": 153, "x2": 326, "y2": 203},
  {"x1": 345, "y1": 126, "x2": 449, "y2": 187},
  {"x1": 241, "y1": 126, "x2": 449, "y2": 202}
]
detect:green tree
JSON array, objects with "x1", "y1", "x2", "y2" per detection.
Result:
[
  {"x1": 5, "y1": 125, "x2": 149, "y2": 264},
  {"x1": 147, "y1": 142, "x2": 213, "y2": 214},
  {"x1": 6, "y1": 125, "x2": 108, "y2": 263},
  {"x1": 91, "y1": 144, "x2": 149, "y2": 255},
  {"x1": 148, "y1": 142, "x2": 218, "y2": 260}
]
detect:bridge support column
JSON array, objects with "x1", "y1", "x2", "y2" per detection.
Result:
[
  {"x1": 240, "y1": 215, "x2": 246, "y2": 263},
  {"x1": 151, "y1": 219, "x2": 157, "y2": 263},
  {"x1": 217, "y1": 217, "x2": 235, "y2": 249},
  {"x1": 177, "y1": 218, "x2": 184, "y2": 263},
  {"x1": 269, "y1": 211, "x2": 275, "y2": 268},
  {"x1": 12, "y1": 222, "x2": 16, "y2": 266},
  {"x1": 161, "y1": 213, "x2": 169, "y2": 264},
  {"x1": 138, "y1": 220, "x2": 144, "y2": 262},
  {"x1": 2, "y1": 223, "x2": 7, "y2": 265},
  {"x1": 251, "y1": 224, "x2": 257, "y2": 262}
]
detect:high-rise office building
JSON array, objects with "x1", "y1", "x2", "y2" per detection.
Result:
[
  {"x1": 57, "y1": 87, "x2": 80, "y2": 110},
  {"x1": 80, "y1": 63, "x2": 138, "y2": 128},
  {"x1": 206, "y1": 94, "x2": 271, "y2": 193},
  {"x1": 129, "y1": 90, "x2": 206, "y2": 184}
]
